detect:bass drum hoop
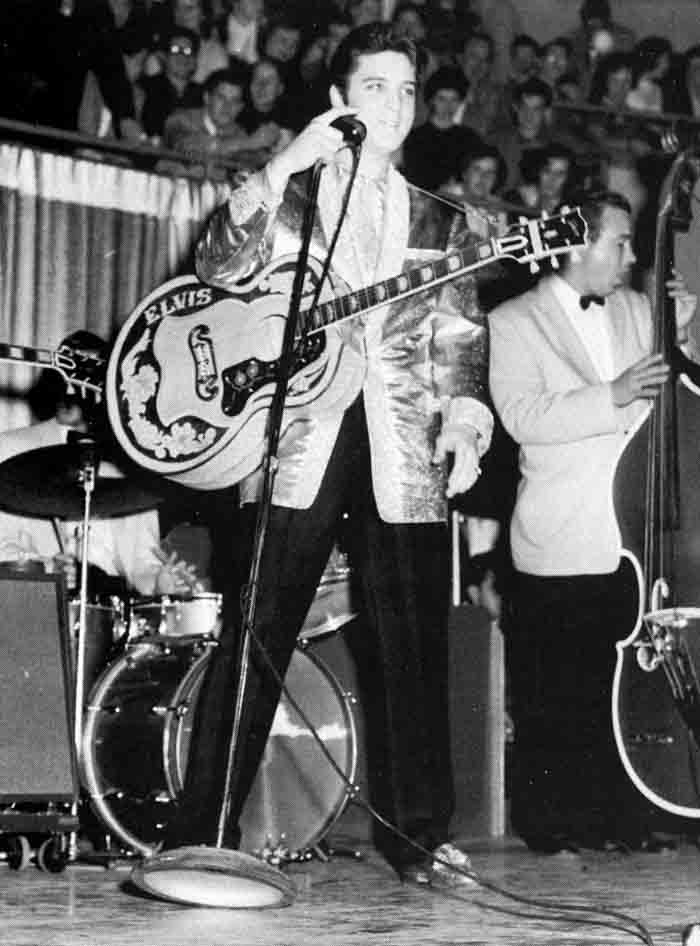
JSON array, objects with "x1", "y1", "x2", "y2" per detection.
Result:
[
  {"x1": 81, "y1": 642, "x2": 358, "y2": 858},
  {"x1": 166, "y1": 645, "x2": 359, "y2": 857}
]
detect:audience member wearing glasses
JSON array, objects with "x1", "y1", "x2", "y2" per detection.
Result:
[{"x1": 139, "y1": 26, "x2": 204, "y2": 142}]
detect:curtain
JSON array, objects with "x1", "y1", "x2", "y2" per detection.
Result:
[{"x1": 0, "y1": 143, "x2": 230, "y2": 430}]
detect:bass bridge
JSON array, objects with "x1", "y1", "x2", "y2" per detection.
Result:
[{"x1": 220, "y1": 333, "x2": 326, "y2": 417}]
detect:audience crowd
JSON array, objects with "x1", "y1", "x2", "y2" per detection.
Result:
[{"x1": 2, "y1": 0, "x2": 700, "y2": 195}]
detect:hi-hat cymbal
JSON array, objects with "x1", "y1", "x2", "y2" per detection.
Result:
[{"x1": 0, "y1": 444, "x2": 165, "y2": 518}]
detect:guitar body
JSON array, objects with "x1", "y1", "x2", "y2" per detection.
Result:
[
  {"x1": 612, "y1": 377, "x2": 700, "y2": 817},
  {"x1": 106, "y1": 258, "x2": 360, "y2": 489}
]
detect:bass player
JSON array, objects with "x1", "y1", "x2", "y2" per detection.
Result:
[{"x1": 489, "y1": 188, "x2": 698, "y2": 853}]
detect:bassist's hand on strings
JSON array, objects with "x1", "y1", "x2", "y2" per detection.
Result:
[
  {"x1": 666, "y1": 268, "x2": 698, "y2": 341},
  {"x1": 611, "y1": 352, "x2": 670, "y2": 407}
]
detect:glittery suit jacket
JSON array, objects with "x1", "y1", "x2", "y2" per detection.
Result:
[{"x1": 195, "y1": 164, "x2": 493, "y2": 523}]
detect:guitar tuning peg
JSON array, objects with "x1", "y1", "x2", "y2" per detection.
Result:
[
  {"x1": 550, "y1": 255, "x2": 559, "y2": 269},
  {"x1": 519, "y1": 215, "x2": 529, "y2": 225},
  {"x1": 66, "y1": 383, "x2": 74, "y2": 396},
  {"x1": 541, "y1": 209, "x2": 549, "y2": 219},
  {"x1": 529, "y1": 261, "x2": 540, "y2": 274}
]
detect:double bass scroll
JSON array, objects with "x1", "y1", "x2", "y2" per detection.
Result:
[{"x1": 612, "y1": 149, "x2": 700, "y2": 818}]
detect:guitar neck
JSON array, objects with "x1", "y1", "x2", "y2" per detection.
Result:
[
  {"x1": 306, "y1": 240, "x2": 488, "y2": 333},
  {"x1": 0, "y1": 344, "x2": 56, "y2": 369},
  {"x1": 0, "y1": 343, "x2": 103, "y2": 395},
  {"x1": 303, "y1": 209, "x2": 585, "y2": 333}
]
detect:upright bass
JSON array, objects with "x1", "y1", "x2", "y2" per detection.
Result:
[{"x1": 613, "y1": 150, "x2": 700, "y2": 818}]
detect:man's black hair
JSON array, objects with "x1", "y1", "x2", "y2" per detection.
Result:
[{"x1": 328, "y1": 21, "x2": 421, "y2": 96}]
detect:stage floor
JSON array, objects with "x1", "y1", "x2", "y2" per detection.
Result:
[{"x1": 2, "y1": 834, "x2": 700, "y2": 946}]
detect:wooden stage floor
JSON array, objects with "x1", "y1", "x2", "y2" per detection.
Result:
[{"x1": 3, "y1": 833, "x2": 700, "y2": 946}]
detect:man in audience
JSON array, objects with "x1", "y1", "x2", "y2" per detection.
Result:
[
  {"x1": 140, "y1": 25, "x2": 204, "y2": 142},
  {"x1": 489, "y1": 76, "x2": 554, "y2": 191},
  {"x1": 507, "y1": 34, "x2": 541, "y2": 88},
  {"x1": 457, "y1": 31, "x2": 508, "y2": 139},
  {"x1": 163, "y1": 67, "x2": 280, "y2": 176}
]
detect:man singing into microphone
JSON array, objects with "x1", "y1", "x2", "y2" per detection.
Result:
[{"x1": 164, "y1": 21, "x2": 493, "y2": 886}]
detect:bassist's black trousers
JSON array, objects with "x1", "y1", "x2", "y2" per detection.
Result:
[
  {"x1": 165, "y1": 398, "x2": 455, "y2": 867},
  {"x1": 506, "y1": 559, "x2": 654, "y2": 846}
]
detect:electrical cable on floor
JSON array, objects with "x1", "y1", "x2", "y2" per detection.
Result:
[{"x1": 240, "y1": 606, "x2": 658, "y2": 946}]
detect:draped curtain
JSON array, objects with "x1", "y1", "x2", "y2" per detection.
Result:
[{"x1": 0, "y1": 144, "x2": 229, "y2": 430}]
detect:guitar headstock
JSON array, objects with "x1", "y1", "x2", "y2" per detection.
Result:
[
  {"x1": 53, "y1": 341, "x2": 106, "y2": 399},
  {"x1": 494, "y1": 207, "x2": 588, "y2": 271}
]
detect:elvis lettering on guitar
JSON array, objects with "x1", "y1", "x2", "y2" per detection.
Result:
[{"x1": 106, "y1": 210, "x2": 586, "y2": 490}]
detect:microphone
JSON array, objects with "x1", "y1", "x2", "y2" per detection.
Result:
[{"x1": 330, "y1": 116, "x2": 367, "y2": 147}]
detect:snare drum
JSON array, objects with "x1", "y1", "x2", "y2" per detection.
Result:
[
  {"x1": 80, "y1": 640, "x2": 358, "y2": 858},
  {"x1": 129, "y1": 593, "x2": 222, "y2": 640}
]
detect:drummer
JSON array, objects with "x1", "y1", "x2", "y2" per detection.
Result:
[{"x1": 0, "y1": 331, "x2": 201, "y2": 599}]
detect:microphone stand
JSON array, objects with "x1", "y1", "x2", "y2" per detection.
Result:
[
  {"x1": 216, "y1": 160, "x2": 326, "y2": 851},
  {"x1": 131, "y1": 158, "x2": 338, "y2": 909}
]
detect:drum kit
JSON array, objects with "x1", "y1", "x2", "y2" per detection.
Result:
[{"x1": 0, "y1": 434, "x2": 360, "y2": 876}]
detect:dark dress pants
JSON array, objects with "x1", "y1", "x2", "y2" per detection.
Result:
[
  {"x1": 165, "y1": 398, "x2": 455, "y2": 867},
  {"x1": 506, "y1": 559, "x2": 652, "y2": 845}
]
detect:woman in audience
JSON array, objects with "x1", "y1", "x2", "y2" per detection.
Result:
[
  {"x1": 449, "y1": 140, "x2": 508, "y2": 238},
  {"x1": 236, "y1": 56, "x2": 294, "y2": 154},
  {"x1": 503, "y1": 141, "x2": 575, "y2": 215},
  {"x1": 402, "y1": 65, "x2": 482, "y2": 192}
]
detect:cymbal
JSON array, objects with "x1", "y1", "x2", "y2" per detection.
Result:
[{"x1": 0, "y1": 444, "x2": 165, "y2": 518}]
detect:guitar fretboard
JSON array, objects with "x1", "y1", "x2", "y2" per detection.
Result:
[
  {"x1": 306, "y1": 241, "x2": 488, "y2": 332},
  {"x1": 0, "y1": 344, "x2": 54, "y2": 366}
]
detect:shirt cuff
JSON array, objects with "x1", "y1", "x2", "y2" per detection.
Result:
[{"x1": 227, "y1": 169, "x2": 285, "y2": 225}]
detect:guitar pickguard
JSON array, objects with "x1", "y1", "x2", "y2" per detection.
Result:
[{"x1": 221, "y1": 333, "x2": 327, "y2": 417}]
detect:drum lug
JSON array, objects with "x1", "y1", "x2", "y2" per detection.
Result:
[
  {"x1": 151, "y1": 791, "x2": 172, "y2": 804},
  {"x1": 99, "y1": 703, "x2": 122, "y2": 716}
]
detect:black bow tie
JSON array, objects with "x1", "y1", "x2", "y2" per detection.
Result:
[{"x1": 579, "y1": 293, "x2": 605, "y2": 310}]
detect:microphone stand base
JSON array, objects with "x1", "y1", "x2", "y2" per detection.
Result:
[{"x1": 130, "y1": 845, "x2": 296, "y2": 908}]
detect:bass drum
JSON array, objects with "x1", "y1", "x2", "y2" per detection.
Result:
[{"x1": 80, "y1": 639, "x2": 358, "y2": 857}]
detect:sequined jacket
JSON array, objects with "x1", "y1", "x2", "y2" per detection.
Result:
[{"x1": 195, "y1": 163, "x2": 493, "y2": 523}]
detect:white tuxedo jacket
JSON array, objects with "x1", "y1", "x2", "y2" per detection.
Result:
[{"x1": 489, "y1": 276, "x2": 651, "y2": 576}]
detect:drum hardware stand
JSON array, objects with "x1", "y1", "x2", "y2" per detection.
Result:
[
  {"x1": 130, "y1": 146, "x2": 363, "y2": 907},
  {"x1": 65, "y1": 433, "x2": 100, "y2": 863}
]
